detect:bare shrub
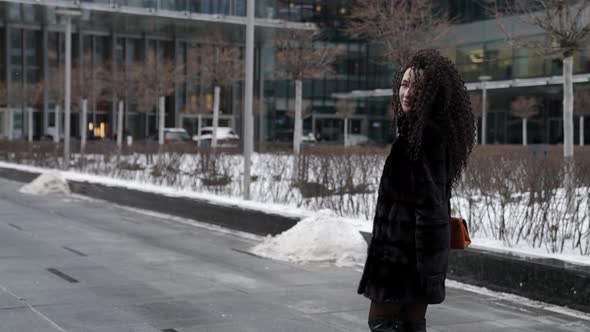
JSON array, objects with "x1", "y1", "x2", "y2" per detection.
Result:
[
  {"x1": 1, "y1": 140, "x2": 589, "y2": 255},
  {"x1": 289, "y1": 145, "x2": 386, "y2": 218},
  {"x1": 454, "y1": 145, "x2": 590, "y2": 254}
]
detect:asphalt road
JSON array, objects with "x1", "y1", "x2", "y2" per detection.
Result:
[{"x1": 0, "y1": 178, "x2": 588, "y2": 332}]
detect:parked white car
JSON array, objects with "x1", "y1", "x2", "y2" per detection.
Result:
[
  {"x1": 301, "y1": 132, "x2": 317, "y2": 143},
  {"x1": 347, "y1": 134, "x2": 370, "y2": 146},
  {"x1": 44, "y1": 126, "x2": 64, "y2": 141},
  {"x1": 148, "y1": 128, "x2": 192, "y2": 143},
  {"x1": 192, "y1": 127, "x2": 240, "y2": 147},
  {"x1": 163, "y1": 128, "x2": 192, "y2": 143}
]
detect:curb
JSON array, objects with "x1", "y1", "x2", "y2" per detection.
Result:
[
  {"x1": 0, "y1": 167, "x2": 298, "y2": 237},
  {"x1": 448, "y1": 247, "x2": 590, "y2": 313},
  {"x1": 1, "y1": 166, "x2": 589, "y2": 313}
]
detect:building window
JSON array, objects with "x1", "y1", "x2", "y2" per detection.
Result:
[
  {"x1": 485, "y1": 41, "x2": 512, "y2": 80},
  {"x1": 456, "y1": 44, "x2": 484, "y2": 82}
]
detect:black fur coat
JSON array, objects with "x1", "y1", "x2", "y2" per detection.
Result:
[{"x1": 357, "y1": 123, "x2": 451, "y2": 304}]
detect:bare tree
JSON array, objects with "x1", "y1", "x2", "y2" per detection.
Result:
[
  {"x1": 574, "y1": 89, "x2": 590, "y2": 146},
  {"x1": 344, "y1": 0, "x2": 453, "y2": 65},
  {"x1": 181, "y1": 94, "x2": 208, "y2": 145},
  {"x1": 73, "y1": 54, "x2": 105, "y2": 152},
  {"x1": 492, "y1": 0, "x2": 590, "y2": 212},
  {"x1": 46, "y1": 65, "x2": 66, "y2": 143},
  {"x1": 335, "y1": 99, "x2": 357, "y2": 146},
  {"x1": 274, "y1": 29, "x2": 342, "y2": 155},
  {"x1": 469, "y1": 93, "x2": 483, "y2": 144},
  {"x1": 493, "y1": 0, "x2": 590, "y2": 160},
  {"x1": 8, "y1": 82, "x2": 42, "y2": 142},
  {"x1": 510, "y1": 96, "x2": 541, "y2": 145},
  {"x1": 286, "y1": 98, "x2": 312, "y2": 143},
  {"x1": 253, "y1": 96, "x2": 267, "y2": 146},
  {"x1": 286, "y1": 98, "x2": 312, "y2": 119},
  {"x1": 131, "y1": 50, "x2": 184, "y2": 146},
  {"x1": 188, "y1": 38, "x2": 242, "y2": 148},
  {"x1": 100, "y1": 59, "x2": 134, "y2": 148}
]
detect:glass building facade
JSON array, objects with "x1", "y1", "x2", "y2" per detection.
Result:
[{"x1": 0, "y1": 0, "x2": 588, "y2": 145}]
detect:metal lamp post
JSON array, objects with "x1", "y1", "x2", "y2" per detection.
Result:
[
  {"x1": 242, "y1": 0, "x2": 255, "y2": 200},
  {"x1": 56, "y1": 8, "x2": 82, "y2": 169},
  {"x1": 478, "y1": 75, "x2": 492, "y2": 145}
]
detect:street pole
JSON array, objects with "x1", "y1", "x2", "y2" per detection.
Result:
[
  {"x1": 243, "y1": 0, "x2": 255, "y2": 200},
  {"x1": 64, "y1": 15, "x2": 72, "y2": 168},
  {"x1": 81, "y1": 99, "x2": 87, "y2": 152},
  {"x1": 57, "y1": 8, "x2": 82, "y2": 169}
]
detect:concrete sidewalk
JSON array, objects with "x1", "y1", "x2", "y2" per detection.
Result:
[{"x1": 0, "y1": 177, "x2": 587, "y2": 331}]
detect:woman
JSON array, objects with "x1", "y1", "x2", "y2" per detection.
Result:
[{"x1": 357, "y1": 49, "x2": 476, "y2": 332}]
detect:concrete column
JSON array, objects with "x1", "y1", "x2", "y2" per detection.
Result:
[
  {"x1": 158, "y1": 96, "x2": 165, "y2": 145},
  {"x1": 5, "y1": 26, "x2": 11, "y2": 140},
  {"x1": 42, "y1": 26, "x2": 49, "y2": 134},
  {"x1": 580, "y1": 115, "x2": 584, "y2": 146},
  {"x1": 20, "y1": 28, "x2": 24, "y2": 139},
  {"x1": 54, "y1": 105, "x2": 60, "y2": 143},
  {"x1": 481, "y1": 85, "x2": 487, "y2": 145},
  {"x1": 81, "y1": 99, "x2": 87, "y2": 151},
  {"x1": 257, "y1": 45, "x2": 265, "y2": 145},
  {"x1": 563, "y1": 55, "x2": 574, "y2": 159},
  {"x1": 110, "y1": 32, "x2": 117, "y2": 138},
  {"x1": 143, "y1": 33, "x2": 150, "y2": 138},
  {"x1": 124, "y1": 37, "x2": 130, "y2": 134},
  {"x1": 212, "y1": 85, "x2": 220, "y2": 148},
  {"x1": 77, "y1": 30, "x2": 84, "y2": 139},
  {"x1": 311, "y1": 113, "x2": 316, "y2": 138},
  {"x1": 293, "y1": 79, "x2": 303, "y2": 155},
  {"x1": 117, "y1": 100, "x2": 123, "y2": 147},
  {"x1": 174, "y1": 37, "x2": 182, "y2": 128},
  {"x1": 91, "y1": 35, "x2": 97, "y2": 126},
  {"x1": 522, "y1": 118, "x2": 527, "y2": 146},
  {"x1": 27, "y1": 107, "x2": 33, "y2": 142}
]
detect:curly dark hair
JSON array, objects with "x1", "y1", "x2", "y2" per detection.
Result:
[{"x1": 391, "y1": 49, "x2": 476, "y2": 189}]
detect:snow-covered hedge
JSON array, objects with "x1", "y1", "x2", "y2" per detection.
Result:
[{"x1": 1, "y1": 140, "x2": 589, "y2": 255}]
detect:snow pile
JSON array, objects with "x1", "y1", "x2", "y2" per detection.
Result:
[
  {"x1": 250, "y1": 209, "x2": 368, "y2": 267},
  {"x1": 19, "y1": 172, "x2": 70, "y2": 196}
]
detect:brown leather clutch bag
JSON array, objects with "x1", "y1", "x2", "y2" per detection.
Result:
[{"x1": 450, "y1": 217, "x2": 471, "y2": 250}]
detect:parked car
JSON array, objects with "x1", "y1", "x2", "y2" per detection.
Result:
[
  {"x1": 43, "y1": 126, "x2": 64, "y2": 142},
  {"x1": 147, "y1": 128, "x2": 192, "y2": 143},
  {"x1": 301, "y1": 132, "x2": 317, "y2": 143},
  {"x1": 299, "y1": 132, "x2": 317, "y2": 149},
  {"x1": 192, "y1": 126, "x2": 240, "y2": 147},
  {"x1": 347, "y1": 134, "x2": 370, "y2": 146}
]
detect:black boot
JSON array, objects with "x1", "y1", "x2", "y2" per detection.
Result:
[
  {"x1": 403, "y1": 318, "x2": 426, "y2": 332},
  {"x1": 368, "y1": 318, "x2": 406, "y2": 332}
]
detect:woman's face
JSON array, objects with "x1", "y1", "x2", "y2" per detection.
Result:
[{"x1": 399, "y1": 68, "x2": 419, "y2": 113}]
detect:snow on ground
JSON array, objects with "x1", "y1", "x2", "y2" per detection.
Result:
[
  {"x1": 2, "y1": 160, "x2": 590, "y2": 267},
  {"x1": 446, "y1": 280, "x2": 590, "y2": 321},
  {"x1": 453, "y1": 192, "x2": 590, "y2": 263},
  {"x1": 0, "y1": 161, "x2": 313, "y2": 220},
  {"x1": 469, "y1": 238, "x2": 590, "y2": 266},
  {"x1": 251, "y1": 209, "x2": 369, "y2": 267},
  {"x1": 18, "y1": 172, "x2": 70, "y2": 196}
]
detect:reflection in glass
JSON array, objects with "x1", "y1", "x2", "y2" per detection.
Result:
[{"x1": 485, "y1": 41, "x2": 512, "y2": 80}]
